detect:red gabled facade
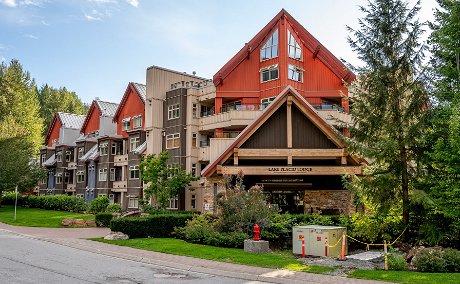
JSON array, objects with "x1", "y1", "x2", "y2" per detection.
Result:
[
  {"x1": 81, "y1": 102, "x2": 101, "y2": 136},
  {"x1": 113, "y1": 82, "x2": 146, "y2": 138},
  {"x1": 213, "y1": 9, "x2": 355, "y2": 113},
  {"x1": 46, "y1": 113, "x2": 63, "y2": 147}
]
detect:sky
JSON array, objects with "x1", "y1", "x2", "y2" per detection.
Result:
[{"x1": 0, "y1": 0, "x2": 438, "y2": 105}]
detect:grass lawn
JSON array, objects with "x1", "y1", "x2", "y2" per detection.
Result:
[
  {"x1": 0, "y1": 205, "x2": 94, "y2": 227},
  {"x1": 93, "y1": 237, "x2": 334, "y2": 274},
  {"x1": 350, "y1": 270, "x2": 460, "y2": 284}
]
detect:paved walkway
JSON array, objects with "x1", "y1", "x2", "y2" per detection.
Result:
[{"x1": 0, "y1": 222, "x2": 392, "y2": 284}]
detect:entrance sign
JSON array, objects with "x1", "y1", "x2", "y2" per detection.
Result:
[{"x1": 219, "y1": 166, "x2": 362, "y2": 175}]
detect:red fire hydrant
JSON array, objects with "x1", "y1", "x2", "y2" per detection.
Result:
[{"x1": 253, "y1": 224, "x2": 260, "y2": 241}]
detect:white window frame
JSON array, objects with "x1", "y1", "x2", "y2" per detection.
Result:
[
  {"x1": 168, "y1": 104, "x2": 180, "y2": 120},
  {"x1": 167, "y1": 195, "x2": 179, "y2": 210},
  {"x1": 192, "y1": 133, "x2": 197, "y2": 148},
  {"x1": 99, "y1": 142, "x2": 109, "y2": 156},
  {"x1": 77, "y1": 171, "x2": 85, "y2": 183},
  {"x1": 109, "y1": 168, "x2": 115, "y2": 181},
  {"x1": 261, "y1": 96, "x2": 276, "y2": 110},
  {"x1": 65, "y1": 150, "x2": 72, "y2": 162},
  {"x1": 64, "y1": 172, "x2": 70, "y2": 184},
  {"x1": 128, "y1": 197, "x2": 139, "y2": 209},
  {"x1": 78, "y1": 147, "x2": 84, "y2": 159},
  {"x1": 287, "y1": 30, "x2": 302, "y2": 60},
  {"x1": 260, "y1": 64, "x2": 279, "y2": 83},
  {"x1": 55, "y1": 173, "x2": 63, "y2": 184},
  {"x1": 133, "y1": 115, "x2": 142, "y2": 128},
  {"x1": 56, "y1": 151, "x2": 62, "y2": 162},
  {"x1": 191, "y1": 194, "x2": 196, "y2": 209},
  {"x1": 111, "y1": 143, "x2": 117, "y2": 155},
  {"x1": 288, "y1": 64, "x2": 303, "y2": 82},
  {"x1": 109, "y1": 194, "x2": 115, "y2": 204},
  {"x1": 260, "y1": 29, "x2": 278, "y2": 61},
  {"x1": 166, "y1": 133, "x2": 180, "y2": 149},
  {"x1": 191, "y1": 163, "x2": 197, "y2": 177},
  {"x1": 192, "y1": 103, "x2": 199, "y2": 118},
  {"x1": 99, "y1": 168, "x2": 107, "y2": 182},
  {"x1": 129, "y1": 165, "x2": 140, "y2": 180},
  {"x1": 41, "y1": 154, "x2": 46, "y2": 164},
  {"x1": 122, "y1": 117, "x2": 131, "y2": 131},
  {"x1": 130, "y1": 137, "x2": 141, "y2": 152}
]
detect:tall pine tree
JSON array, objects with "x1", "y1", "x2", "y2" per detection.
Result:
[{"x1": 346, "y1": 0, "x2": 428, "y2": 224}]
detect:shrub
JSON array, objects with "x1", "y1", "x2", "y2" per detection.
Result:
[
  {"x1": 1, "y1": 191, "x2": 26, "y2": 206},
  {"x1": 110, "y1": 214, "x2": 193, "y2": 238},
  {"x1": 443, "y1": 248, "x2": 460, "y2": 272},
  {"x1": 89, "y1": 196, "x2": 109, "y2": 213},
  {"x1": 105, "y1": 203, "x2": 122, "y2": 213},
  {"x1": 412, "y1": 248, "x2": 446, "y2": 272},
  {"x1": 143, "y1": 206, "x2": 198, "y2": 215},
  {"x1": 25, "y1": 195, "x2": 87, "y2": 212},
  {"x1": 387, "y1": 246, "x2": 408, "y2": 271},
  {"x1": 95, "y1": 213, "x2": 114, "y2": 227}
]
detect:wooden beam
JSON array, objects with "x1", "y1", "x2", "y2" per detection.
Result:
[
  {"x1": 217, "y1": 165, "x2": 223, "y2": 175},
  {"x1": 341, "y1": 155, "x2": 347, "y2": 165},
  {"x1": 287, "y1": 95, "x2": 292, "y2": 149},
  {"x1": 234, "y1": 148, "x2": 239, "y2": 166},
  {"x1": 221, "y1": 166, "x2": 362, "y2": 176},
  {"x1": 288, "y1": 155, "x2": 293, "y2": 165},
  {"x1": 237, "y1": 148, "x2": 345, "y2": 158}
]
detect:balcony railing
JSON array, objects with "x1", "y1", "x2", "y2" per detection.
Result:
[
  {"x1": 114, "y1": 154, "x2": 128, "y2": 166},
  {"x1": 199, "y1": 138, "x2": 235, "y2": 161},
  {"x1": 199, "y1": 108, "x2": 262, "y2": 131},
  {"x1": 316, "y1": 109, "x2": 352, "y2": 126}
]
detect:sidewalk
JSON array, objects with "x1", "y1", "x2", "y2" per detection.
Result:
[{"x1": 0, "y1": 222, "x2": 392, "y2": 284}]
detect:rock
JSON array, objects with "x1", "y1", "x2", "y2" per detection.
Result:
[
  {"x1": 61, "y1": 218, "x2": 75, "y2": 226},
  {"x1": 104, "y1": 231, "x2": 129, "y2": 240},
  {"x1": 74, "y1": 219, "x2": 86, "y2": 226},
  {"x1": 85, "y1": 219, "x2": 97, "y2": 227},
  {"x1": 244, "y1": 239, "x2": 272, "y2": 254}
]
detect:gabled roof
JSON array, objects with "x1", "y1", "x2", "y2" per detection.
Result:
[
  {"x1": 45, "y1": 112, "x2": 86, "y2": 145},
  {"x1": 113, "y1": 82, "x2": 146, "y2": 122},
  {"x1": 213, "y1": 9, "x2": 355, "y2": 86},
  {"x1": 202, "y1": 85, "x2": 359, "y2": 177},
  {"x1": 79, "y1": 144, "x2": 98, "y2": 162},
  {"x1": 81, "y1": 99, "x2": 118, "y2": 133}
]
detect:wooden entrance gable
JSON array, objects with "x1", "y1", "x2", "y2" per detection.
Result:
[{"x1": 202, "y1": 86, "x2": 363, "y2": 177}]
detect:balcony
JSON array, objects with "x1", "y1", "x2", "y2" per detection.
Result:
[
  {"x1": 199, "y1": 106, "x2": 262, "y2": 131},
  {"x1": 199, "y1": 138, "x2": 235, "y2": 161},
  {"x1": 113, "y1": 180, "x2": 127, "y2": 191},
  {"x1": 114, "y1": 154, "x2": 128, "y2": 166},
  {"x1": 67, "y1": 162, "x2": 77, "y2": 170},
  {"x1": 65, "y1": 183, "x2": 76, "y2": 192},
  {"x1": 317, "y1": 109, "x2": 352, "y2": 126}
]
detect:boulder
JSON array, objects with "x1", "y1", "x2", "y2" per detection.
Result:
[
  {"x1": 61, "y1": 218, "x2": 75, "y2": 226},
  {"x1": 74, "y1": 219, "x2": 86, "y2": 226},
  {"x1": 85, "y1": 219, "x2": 97, "y2": 227},
  {"x1": 104, "y1": 231, "x2": 129, "y2": 240}
]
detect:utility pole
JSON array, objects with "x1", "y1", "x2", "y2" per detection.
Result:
[{"x1": 13, "y1": 185, "x2": 18, "y2": 221}]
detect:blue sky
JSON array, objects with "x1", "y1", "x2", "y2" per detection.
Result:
[{"x1": 0, "y1": 0, "x2": 438, "y2": 104}]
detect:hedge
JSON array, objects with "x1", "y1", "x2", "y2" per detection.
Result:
[
  {"x1": 95, "y1": 213, "x2": 114, "y2": 227},
  {"x1": 26, "y1": 195, "x2": 88, "y2": 212},
  {"x1": 110, "y1": 214, "x2": 194, "y2": 238}
]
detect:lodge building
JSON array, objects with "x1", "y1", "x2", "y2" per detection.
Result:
[{"x1": 38, "y1": 9, "x2": 363, "y2": 214}]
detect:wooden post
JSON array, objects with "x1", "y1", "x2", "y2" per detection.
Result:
[{"x1": 384, "y1": 240, "x2": 388, "y2": 271}]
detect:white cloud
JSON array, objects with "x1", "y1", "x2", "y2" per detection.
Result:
[
  {"x1": 20, "y1": 0, "x2": 46, "y2": 7},
  {"x1": 41, "y1": 20, "x2": 49, "y2": 26},
  {"x1": 0, "y1": 0, "x2": 17, "y2": 7},
  {"x1": 88, "y1": 0, "x2": 117, "y2": 4},
  {"x1": 24, "y1": 34, "x2": 38, "y2": 39},
  {"x1": 127, "y1": 0, "x2": 138, "y2": 7},
  {"x1": 84, "y1": 13, "x2": 102, "y2": 21}
]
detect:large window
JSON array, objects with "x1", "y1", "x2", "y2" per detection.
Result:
[
  {"x1": 191, "y1": 163, "x2": 197, "y2": 177},
  {"x1": 261, "y1": 96, "x2": 276, "y2": 110},
  {"x1": 130, "y1": 137, "x2": 140, "y2": 152},
  {"x1": 192, "y1": 133, "x2": 197, "y2": 148},
  {"x1": 192, "y1": 103, "x2": 198, "y2": 118},
  {"x1": 167, "y1": 195, "x2": 179, "y2": 209},
  {"x1": 260, "y1": 29, "x2": 278, "y2": 61},
  {"x1": 260, "y1": 65, "x2": 279, "y2": 82},
  {"x1": 133, "y1": 115, "x2": 142, "y2": 128},
  {"x1": 109, "y1": 168, "x2": 115, "y2": 181},
  {"x1": 122, "y1": 118, "x2": 131, "y2": 131},
  {"x1": 111, "y1": 143, "x2": 117, "y2": 155},
  {"x1": 166, "y1": 133, "x2": 180, "y2": 149},
  {"x1": 128, "y1": 197, "x2": 139, "y2": 209},
  {"x1": 99, "y1": 168, "x2": 107, "y2": 181},
  {"x1": 129, "y1": 165, "x2": 139, "y2": 180},
  {"x1": 78, "y1": 147, "x2": 84, "y2": 159},
  {"x1": 288, "y1": 30, "x2": 302, "y2": 60},
  {"x1": 77, "y1": 171, "x2": 85, "y2": 183},
  {"x1": 41, "y1": 154, "x2": 46, "y2": 165},
  {"x1": 288, "y1": 64, "x2": 303, "y2": 82},
  {"x1": 65, "y1": 151, "x2": 72, "y2": 162},
  {"x1": 55, "y1": 173, "x2": 63, "y2": 184},
  {"x1": 168, "y1": 104, "x2": 180, "y2": 120},
  {"x1": 99, "y1": 142, "x2": 108, "y2": 156},
  {"x1": 56, "y1": 151, "x2": 62, "y2": 162}
]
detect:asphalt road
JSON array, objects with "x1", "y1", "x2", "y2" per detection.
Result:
[{"x1": 0, "y1": 230, "x2": 265, "y2": 284}]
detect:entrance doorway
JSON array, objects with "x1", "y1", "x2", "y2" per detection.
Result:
[{"x1": 265, "y1": 190, "x2": 304, "y2": 214}]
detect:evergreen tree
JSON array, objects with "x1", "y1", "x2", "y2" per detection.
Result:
[{"x1": 346, "y1": 0, "x2": 428, "y2": 224}]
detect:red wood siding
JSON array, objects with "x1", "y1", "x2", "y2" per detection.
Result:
[
  {"x1": 47, "y1": 119, "x2": 62, "y2": 147},
  {"x1": 116, "y1": 87, "x2": 145, "y2": 138},
  {"x1": 83, "y1": 106, "x2": 101, "y2": 135}
]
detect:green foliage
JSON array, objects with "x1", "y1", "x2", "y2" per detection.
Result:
[
  {"x1": 346, "y1": 0, "x2": 428, "y2": 224},
  {"x1": 412, "y1": 248, "x2": 460, "y2": 273},
  {"x1": 387, "y1": 246, "x2": 408, "y2": 271},
  {"x1": 26, "y1": 195, "x2": 87, "y2": 212},
  {"x1": 105, "y1": 203, "x2": 122, "y2": 213},
  {"x1": 0, "y1": 191, "x2": 26, "y2": 206},
  {"x1": 110, "y1": 214, "x2": 193, "y2": 238},
  {"x1": 95, "y1": 212, "x2": 114, "y2": 227},
  {"x1": 89, "y1": 196, "x2": 110, "y2": 213},
  {"x1": 140, "y1": 151, "x2": 197, "y2": 209},
  {"x1": 443, "y1": 248, "x2": 460, "y2": 273},
  {"x1": 350, "y1": 270, "x2": 459, "y2": 284}
]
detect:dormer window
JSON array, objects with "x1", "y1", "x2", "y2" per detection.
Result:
[
  {"x1": 122, "y1": 118, "x2": 131, "y2": 131},
  {"x1": 288, "y1": 30, "x2": 302, "y2": 60},
  {"x1": 288, "y1": 64, "x2": 303, "y2": 82},
  {"x1": 260, "y1": 29, "x2": 278, "y2": 61}
]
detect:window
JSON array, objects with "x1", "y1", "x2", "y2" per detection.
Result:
[
  {"x1": 130, "y1": 137, "x2": 140, "y2": 152},
  {"x1": 56, "y1": 151, "x2": 62, "y2": 162},
  {"x1": 99, "y1": 142, "x2": 108, "y2": 156},
  {"x1": 260, "y1": 64, "x2": 279, "y2": 82},
  {"x1": 133, "y1": 115, "x2": 142, "y2": 128},
  {"x1": 167, "y1": 195, "x2": 179, "y2": 209},
  {"x1": 109, "y1": 194, "x2": 114, "y2": 204},
  {"x1": 122, "y1": 118, "x2": 131, "y2": 131},
  {"x1": 288, "y1": 30, "x2": 302, "y2": 60},
  {"x1": 129, "y1": 165, "x2": 140, "y2": 180},
  {"x1": 65, "y1": 151, "x2": 72, "y2": 162},
  {"x1": 192, "y1": 103, "x2": 198, "y2": 118},
  {"x1": 111, "y1": 143, "x2": 117, "y2": 155},
  {"x1": 260, "y1": 29, "x2": 278, "y2": 60},
  {"x1": 191, "y1": 194, "x2": 196, "y2": 209},
  {"x1": 40, "y1": 177, "x2": 47, "y2": 185},
  {"x1": 288, "y1": 64, "x2": 303, "y2": 82},
  {"x1": 41, "y1": 154, "x2": 46, "y2": 165},
  {"x1": 223, "y1": 131, "x2": 240, "y2": 138},
  {"x1": 64, "y1": 172, "x2": 70, "y2": 183},
  {"x1": 55, "y1": 173, "x2": 62, "y2": 184},
  {"x1": 166, "y1": 133, "x2": 180, "y2": 149},
  {"x1": 261, "y1": 96, "x2": 276, "y2": 110},
  {"x1": 77, "y1": 171, "x2": 85, "y2": 183},
  {"x1": 128, "y1": 197, "x2": 139, "y2": 209},
  {"x1": 192, "y1": 133, "x2": 197, "y2": 148},
  {"x1": 78, "y1": 147, "x2": 84, "y2": 159},
  {"x1": 109, "y1": 168, "x2": 115, "y2": 181},
  {"x1": 168, "y1": 104, "x2": 180, "y2": 120},
  {"x1": 167, "y1": 164, "x2": 179, "y2": 179},
  {"x1": 191, "y1": 163, "x2": 197, "y2": 177},
  {"x1": 99, "y1": 168, "x2": 107, "y2": 181}
]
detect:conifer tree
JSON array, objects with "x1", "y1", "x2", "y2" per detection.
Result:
[{"x1": 346, "y1": 0, "x2": 428, "y2": 224}]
